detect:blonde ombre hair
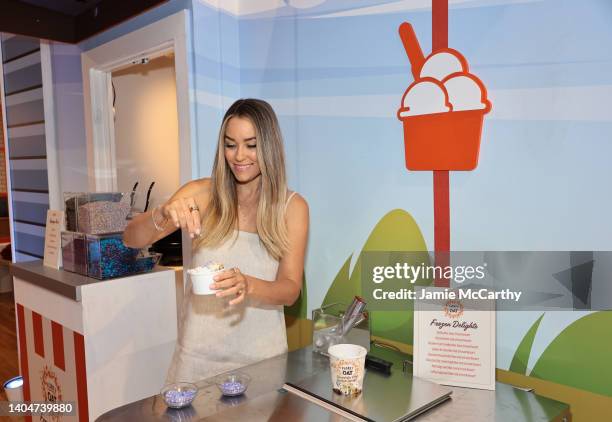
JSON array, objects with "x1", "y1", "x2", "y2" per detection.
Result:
[{"x1": 195, "y1": 99, "x2": 290, "y2": 260}]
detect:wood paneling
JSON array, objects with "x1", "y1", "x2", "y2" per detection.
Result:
[
  {"x1": 0, "y1": 291, "x2": 25, "y2": 421},
  {"x1": 0, "y1": 292, "x2": 19, "y2": 397}
]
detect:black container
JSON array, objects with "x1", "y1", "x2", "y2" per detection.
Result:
[{"x1": 151, "y1": 229, "x2": 183, "y2": 266}]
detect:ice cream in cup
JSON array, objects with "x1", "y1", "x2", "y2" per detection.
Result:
[
  {"x1": 328, "y1": 344, "x2": 367, "y2": 396},
  {"x1": 187, "y1": 261, "x2": 225, "y2": 295}
]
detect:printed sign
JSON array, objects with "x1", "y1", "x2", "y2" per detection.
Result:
[
  {"x1": 44, "y1": 210, "x2": 64, "y2": 268},
  {"x1": 414, "y1": 286, "x2": 495, "y2": 390}
]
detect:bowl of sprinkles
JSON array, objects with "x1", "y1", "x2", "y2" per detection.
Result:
[
  {"x1": 214, "y1": 372, "x2": 251, "y2": 397},
  {"x1": 161, "y1": 382, "x2": 198, "y2": 409}
]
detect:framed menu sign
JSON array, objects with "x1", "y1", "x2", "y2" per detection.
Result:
[
  {"x1": 413, "y1": 286, "x2": 496, "y2": 390},
  {"x1": 44, "y1": 210, "x2": 64, "y2": 269}
]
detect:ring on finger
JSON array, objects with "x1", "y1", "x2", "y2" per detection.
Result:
[{"x1": 189, "y1": 205, "x2": 199, "y2": 213}]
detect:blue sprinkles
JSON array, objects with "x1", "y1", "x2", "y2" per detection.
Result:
[
  {"x1": 220, "y1": 381, "x2": 247, "y2": 396},
  {"x1": 87, "y1": 235, "x2": 139, "y2": 279},
  {"x1": 164, "y1": 389, "x2": 197, "y2": 407}
]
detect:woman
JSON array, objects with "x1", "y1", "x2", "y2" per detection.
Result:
[{"x1": 123, "y1": 99, "x2": 309, "y2": 383}]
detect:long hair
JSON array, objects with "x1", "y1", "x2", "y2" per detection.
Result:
[{"x1": 195, "y1": 99, "x2": 290, "y2": 260}]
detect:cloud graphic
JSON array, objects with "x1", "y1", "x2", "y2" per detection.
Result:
[
  {"x1": 286, "y1": 0, "x2": 327, "y2": 9},
  {"x1": 311, "y1": 0, "x2": 544, "y2": 19}
]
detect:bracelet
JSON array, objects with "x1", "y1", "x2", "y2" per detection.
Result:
[{"x1": 151, "y1": 205, "x2": 167, "y2": 232}]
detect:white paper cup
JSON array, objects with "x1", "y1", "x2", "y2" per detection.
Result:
[
  {"x1": 328, "y1": 344, "x2": 367, "y2": 396},
  {"x1": 3, "y1": 376, "x2": 24, "y2": 402},
  {"x1": 190, "y1": 270, "x2": 222, "y2": 295}
]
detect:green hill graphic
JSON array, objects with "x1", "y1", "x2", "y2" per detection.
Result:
[
  {"x1": 529, "y1": 311, "x2": 612, "y2": 397},
  {"x1": 322, "y1": 209, "x2": 430, "y2": 344}
]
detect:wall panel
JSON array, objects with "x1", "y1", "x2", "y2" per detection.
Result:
[{"x1": 1, "y1": 34, "x2": 49, "y2": 262}]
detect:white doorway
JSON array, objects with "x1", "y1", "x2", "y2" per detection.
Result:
[
  {"x1": 81, "y1": 10, "x2": 192, "y2": 193},
  {"x1": 111, "y1": 53, "x2": 180, "y2": 211}
]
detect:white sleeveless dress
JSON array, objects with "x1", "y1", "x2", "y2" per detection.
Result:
[{"x1": 166, "y1": 195, "x2": 295, "y2": 384}]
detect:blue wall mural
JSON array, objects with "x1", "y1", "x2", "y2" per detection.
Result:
[{"x1": 189, "y1": 0, "x2": 612, "y2": 406}]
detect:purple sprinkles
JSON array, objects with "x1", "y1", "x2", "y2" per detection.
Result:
[
  {"x1": 164, "y1": 389, "x2": 197, "y2": 407},
  {"x1": 220, "y1": 381, "x2": 247, "y2": 396}
]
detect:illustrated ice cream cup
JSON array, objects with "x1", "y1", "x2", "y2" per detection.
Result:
[
  {"x1": 397, "y1": 22, "x2": 492, "y2": 171},
  {"x1": 188, "y1": 262, "x2": 224, "y2": 295},
  {"x1": 328, "y1": 344, "x2": 367, "y2": 396},
  {"x1": 399, "y1": 108, "x2": 490, "y2": 170}
]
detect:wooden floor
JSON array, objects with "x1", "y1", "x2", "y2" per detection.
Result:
[
  {"x1": 0, "y1": 292, "x2": 19, "y2": 400},
  {"x1": 0, "y1": 291, "x2": 25, "y2": 421}
]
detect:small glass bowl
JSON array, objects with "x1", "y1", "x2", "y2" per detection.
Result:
[
  {"x1": 214, "y1": 372, "x2": 251, "y2": 396},
  {"x1": 161, "y1": 382, "x2": 198, "y2": 409}
]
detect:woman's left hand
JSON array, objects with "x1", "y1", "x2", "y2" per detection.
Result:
[{"x1": 212, "y1": 267, "x2": 249, "y2": 305}]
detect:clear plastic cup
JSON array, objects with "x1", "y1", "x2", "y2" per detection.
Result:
[
  {"x1": 3, "y1": 376, "x2": 24, "y2": 402},
  {"x1": 328, "y1": 344, "x2": 367, "y2": 396}
]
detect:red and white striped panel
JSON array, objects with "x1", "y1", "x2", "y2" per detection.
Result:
[{"x1": 16, "y1": 303, "x2": 89, "y2": 422}]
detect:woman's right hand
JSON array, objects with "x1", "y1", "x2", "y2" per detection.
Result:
[
  {"x1": 124, "y1": 179, "x2": 209, "y2": 249},
  {"x1": 158, "y1": 196, "x2": 202, "y2": 238}
]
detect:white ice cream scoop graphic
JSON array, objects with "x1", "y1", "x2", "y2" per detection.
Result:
[
  {"x1": 419, "y1": 50, "x2": 466, "y2": 80},
  {"x1": 443, "y1": 72, "x2": 489, "y2": 112},
  {"x1": 399, "y1": 49, "x2": 490, "y2": 117},
  {"x1": 399, "y1": 78, "x2": 451, "y2": 118}
]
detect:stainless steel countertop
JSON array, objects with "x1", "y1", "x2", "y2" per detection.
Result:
[
  {"x1": 96, "y1": 346, "x2": 571, "y2": 422},
  {"x1": 10, "y1": 260, "x2": 172, "y2": 301}
]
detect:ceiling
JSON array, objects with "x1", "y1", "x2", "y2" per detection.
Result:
[
  {"x1": 0, "y1": 0, "x2": 169, "y2": 43},
  {"x1": 19, "y1": 0, "x2": 105, "y2": 17}
]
